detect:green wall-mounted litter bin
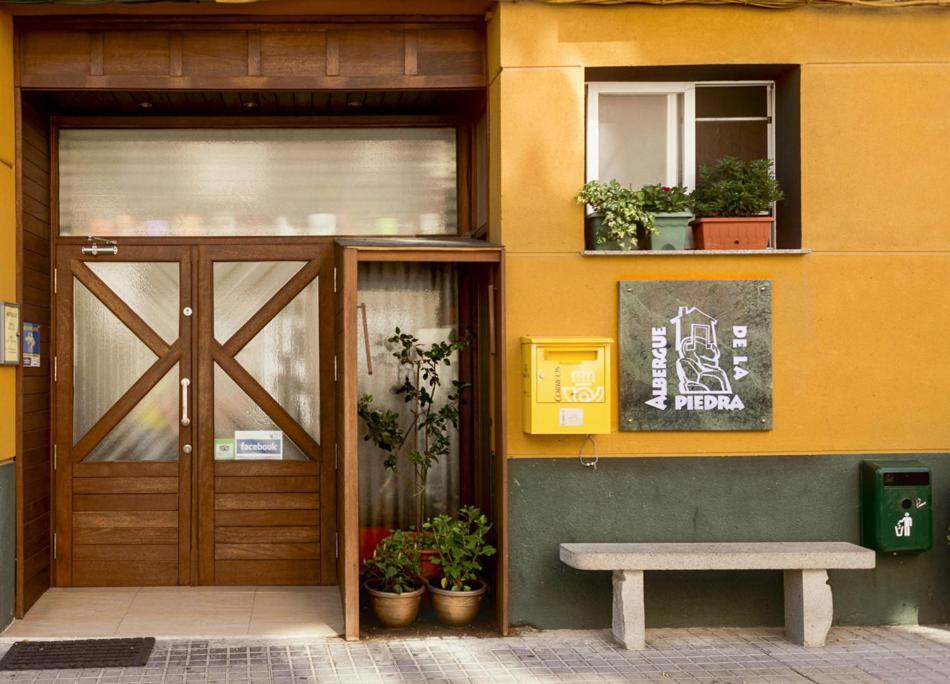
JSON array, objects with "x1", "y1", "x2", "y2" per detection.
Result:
[{"x1": 861, "y1": 460, "x2": 933, "y2": 553}]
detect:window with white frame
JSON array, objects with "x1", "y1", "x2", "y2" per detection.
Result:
[{"x1": 586, "y1": 81, "x2": 775, "y2": 190}]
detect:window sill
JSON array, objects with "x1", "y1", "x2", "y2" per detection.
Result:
[{"x1": 581, "y1": 249, "x2": 810, "y2": 257}]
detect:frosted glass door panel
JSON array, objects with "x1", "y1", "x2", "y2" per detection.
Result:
[
  {"x1": 84, "y1": 364, "x2": 180, "y2": 462},
  {"x1": 86, "y1": 261, "x2": 180, "y2": 344},
  {"x1": 59, "y1": 128, "x2": 458, "y2": 237},
  {"x1": 598, "y1": 94, "x2": 671, "y2": 188},
  {"x1": 213, "y1": 262, "x2": 305, "y2": 343},
  {"x1": 214, "y1": 363, "x2": 307, "y2": 462},
  {"x1": 73, "y1": 280, "x2": 158, "y2": 443},
  {"x1": 236, "y1": 277, "x2": 320, "y2": 442}
]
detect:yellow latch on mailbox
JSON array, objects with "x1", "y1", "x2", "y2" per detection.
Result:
[{"x1": 521, "y1": 336, "x2": 612, "y2": 434}]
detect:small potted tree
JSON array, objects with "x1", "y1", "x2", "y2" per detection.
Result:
[
  {"x1": 639, "y1": 184, "x2": 693, "y2": 250},
  {"x1": 363, "y1": 529, "x2": 425, "y2": 628},
  {"x1": 358, "y1": 328, "x2": 470, "y2": 579},
  {"x1": 576, "y1": 179, "x2": 655, "y2": 251},
  {"x1": 690, "y1": 157, "x2": 783, "y2": 250},
  {"x1": 424, "y1": 506, "x2": 496, "y2": 627}
]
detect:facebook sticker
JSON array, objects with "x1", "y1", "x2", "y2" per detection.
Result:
[{"x1": 234, "y1": 430, "x2": 284, "y2": 460}]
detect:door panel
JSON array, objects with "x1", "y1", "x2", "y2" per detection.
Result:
[
  {"x1": 197, "y1": 245, "x2": 334, "y2": 586},
  {"x1": 56, "y1": 246, "x2": 193, "y2": 587}
]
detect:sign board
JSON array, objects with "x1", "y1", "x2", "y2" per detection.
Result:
[
  {"x1": 22, "y1": 322, "x2": 40, "y2": 368},
  {"x1": 214, "y1": 438, "x2": 235, "y2": 461},
  {"x1": 234, "y1": 430, "x2": 283, "y2": 460},
  {"x1": 1, "y1": 303, "x2": 19, "y2": 366},
  {"x1": 619, "y1": 280, "x2": 772, "y2": 431}
]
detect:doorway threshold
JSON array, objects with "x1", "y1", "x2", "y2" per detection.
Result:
[{"x1": 0, "y1": 587, "x2": 343, "y2": 641}]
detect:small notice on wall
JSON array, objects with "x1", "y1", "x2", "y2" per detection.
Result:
[
  {"x1": 618, "y1": 280, "x2": 772, "y2": 432},
  {"x1": 235, "y1": 430, "x2": 284, "y2": 460},
  {"x1": 22, "y1": 322, "x2": 40, "y2": 367},
  {"x1": 1, "y1": 303, "x2": 19, "y2": 366}
]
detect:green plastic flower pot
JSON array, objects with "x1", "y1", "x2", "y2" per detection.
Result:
[
  {"x1": 649, "y1": 212, "x2": 693, "y2": 250},
  {"x1": 584, "y1": 214, "x2": 651, "y2": 251}
]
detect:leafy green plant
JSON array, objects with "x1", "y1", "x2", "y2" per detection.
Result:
[
  {"x1": 424, "y1": 506, "x2": 496, "y2": 591},
  {"x1": 357, "y1": 328, "x2": 471, "y2": 529},
  {"x1": 363, "y1": 529, "x2": 423, "y2": 594},
  {"x1": 639, "y1": 184, "x2": 691, "y2": 214},
  {"x1": 690, "y1": 157, "x2": 783, "y2": 218},
  {"x1": 576, "y1": 179, "x2": 656, "y2": 248}
]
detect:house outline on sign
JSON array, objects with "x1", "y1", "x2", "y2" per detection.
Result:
[{"x1": 670, "y1": 306, "x2": 733, "y2": 396}]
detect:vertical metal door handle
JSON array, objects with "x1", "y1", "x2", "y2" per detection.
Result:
[{"x1": 181, "y1": 378, "x2": 191, "y2": 426}]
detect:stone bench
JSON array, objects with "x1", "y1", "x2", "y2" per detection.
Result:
[{"x1": 560, "y1": 542, "x2": 875, "y2": 650}]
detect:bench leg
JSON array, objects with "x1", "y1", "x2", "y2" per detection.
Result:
[
  {"x1": 611, "y1": 569, "x2": 645, "y2": 650},
  {"x1": 783, "y1": 569, "x2": 833, "y2": 647}
]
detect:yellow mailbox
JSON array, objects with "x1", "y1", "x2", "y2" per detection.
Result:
[{"x1": 521, "y1": 336, "x2": 612, "y2": 434}]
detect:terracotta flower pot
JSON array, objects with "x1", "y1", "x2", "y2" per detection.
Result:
[
  {"x1": 427, "y1": 579, "x2": 486, "y2": 627},
  {"x1": 691, "y1": 216, "x2": 772, "y2": 250},
  {"x1": 364, "y1": 582, "x2": 425, "y2": 628},
  {"x1": 420, "y1": 548, "x2": 442, "y2": 581}
]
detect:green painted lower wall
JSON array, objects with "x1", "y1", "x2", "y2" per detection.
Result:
[{"x1": 508, "y1": 454, "x2": 949, "y2": 629}]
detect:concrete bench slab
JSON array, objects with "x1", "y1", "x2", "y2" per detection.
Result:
[{"x1": 559, "y1": 542, "x2": 875, "y2": 650}]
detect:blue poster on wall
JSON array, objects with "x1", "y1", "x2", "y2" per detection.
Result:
[{"x1": 22, "y1": 322, "x2": 40, "y2": 368}]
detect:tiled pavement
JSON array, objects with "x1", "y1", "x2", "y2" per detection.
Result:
[{"x1": 0, "y1": 625, "x2": 948, "y2": 683}]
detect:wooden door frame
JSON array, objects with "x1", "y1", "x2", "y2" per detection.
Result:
[
  {"x1": 334, "y1": 240, "x2": 506, "y2": 640},
  {"x1": 53, "y1": 243, "x2": 194, "y2": 587},
  {"x1": 196, "y1": 243, "x2": 336, "y2": 586}
]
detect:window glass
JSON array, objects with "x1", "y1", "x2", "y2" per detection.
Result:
[
  {"x1": 598, "y1": 94, "x2": 671, "y2": 188},
  {"x1": 59, "y1": 128, "x2": 458, "y2": 237},
  {"x1": 696, "y1": 86, "x2": 768, "y2": 118},
  {"x1": 696, "y1": 121, "x2": 769, "y2": 176}
]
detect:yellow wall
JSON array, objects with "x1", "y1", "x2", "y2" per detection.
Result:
[
  {"x1": 0, "y1": 9, "x2": 14, "y2": 462},
  {"x1": 490, "y1": 5, "x2": 950, "y2": 458}
]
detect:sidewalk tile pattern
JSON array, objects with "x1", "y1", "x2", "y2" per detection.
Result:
[{"x1": 0, "y1": 626, "x2": 947, "y2": 683}]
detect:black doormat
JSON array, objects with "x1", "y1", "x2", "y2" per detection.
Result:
[{"x1": 0, "y1": 637, "x2": 155, "y2": 670}]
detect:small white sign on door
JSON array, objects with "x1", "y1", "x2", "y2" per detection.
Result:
[{"x1": 234, "y1": 430, "x2": 283, "y2": 460}]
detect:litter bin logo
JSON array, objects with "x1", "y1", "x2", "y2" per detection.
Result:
[
  {"x1": 894, "y1": 512, "x2": 914, "y2": 537},
  {"x1": 671, "y1": 306, "x2": 732, "y2": 396}
]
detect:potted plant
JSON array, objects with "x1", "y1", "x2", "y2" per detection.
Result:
[
  {"x1": 690, "y1": 157, "x2": 783, "y2": 250},
  {"x1": 576, "y1": 179, "x2": 655, "y2": 251},
  {"x1": 640, "y1": 184, "x2": 693, "y2": 250},
  {"x1": 363, "y1": 529, "x2": 425, "y2": 628},
  {"x1": 424, "y1": 506, "x2": 497, "y2": 627},
  {"x1": 358, "y1": 328, "x2": 470, "y2": 579}
]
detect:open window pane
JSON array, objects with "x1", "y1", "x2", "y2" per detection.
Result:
[
  {"x1": 696, "y1": 121, "x2": 769, "y2": 177},
  {"x1": 59, "y1": 128, "x2": 458, "y2": 237},
  {"x1": 597, "y1": 94, "x2": 671, "y2": 187}
]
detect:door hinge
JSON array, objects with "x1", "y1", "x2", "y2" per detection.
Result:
[
  {"x1": 53, "y1": 357, "x2": 58, "y2": 383},
  {"x1": 333, "y1": 355, "x2": 338, "y2": 382},
  {"x1": 53, "y1": 444, "x2": 57, "y2": 471},
  {"x1": 53, "y1": 268, "x2": 58, "y2": 295},
  {"x1": 53, "y1": 533, "x2": 57, "y2": 560},
  {"x1": 335, "y1": 532, "x2": 339, "y2": 559},
  {"x1": 333, "y1": 267, "x2": 337, "y2": 293}
]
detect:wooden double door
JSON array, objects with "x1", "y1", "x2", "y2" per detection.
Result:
[{"x1": 54, "y1": 243, "x2": 336, "y2": 587}]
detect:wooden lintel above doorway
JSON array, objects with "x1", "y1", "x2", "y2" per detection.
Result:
[{"x1": 15, "y1": 21, "x2": 486, "y2": 91}]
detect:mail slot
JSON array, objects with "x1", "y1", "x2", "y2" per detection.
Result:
[
  {"x1": 522, "y1": 336, "x2": 612, "y2": 434},
  {"x1": 861, "y1": 460, "x2": 932, "y2": 553}
]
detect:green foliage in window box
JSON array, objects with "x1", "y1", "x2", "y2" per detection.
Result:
[
  {"x1": 363, "y1": 528, "x2": 424, "y2": 594},
  {"x1": 639, "y1": 184, "x2": 692, "y2": 215},
  {"x1": 357, "y1": 328, "x2": 471, "y2": 529},
  {"x1": 424, "y1": 506, "x2": 496, "y2": 592},
  {"x1": 691, "y1": 157, "x2": 783, "y2": 218},
  {"x1": 576, "y1": 179, "x2": 656, "y2": 249}
]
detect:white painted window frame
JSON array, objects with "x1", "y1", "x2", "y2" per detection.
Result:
[
  {"x1": 586, "y1": 80, "x2": 777, "y2": 193},
  {"x1": 586, "y1": 82, "x2": 696, "y2": 189}
]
